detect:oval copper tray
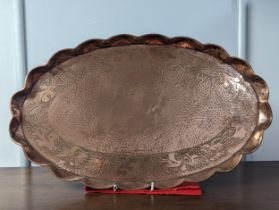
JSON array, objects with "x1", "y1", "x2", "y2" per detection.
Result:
[{"x1": 10, "y1": 34, "x2": 272, "y2": 190}]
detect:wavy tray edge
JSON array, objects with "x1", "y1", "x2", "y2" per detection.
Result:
[{"x1": 9, "y1": 34, "x2": 272, "y2": 190}]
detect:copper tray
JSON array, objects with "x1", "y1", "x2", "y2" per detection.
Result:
[{"x1": 10, "y1": 34, "x2": 272, "y2": 190}]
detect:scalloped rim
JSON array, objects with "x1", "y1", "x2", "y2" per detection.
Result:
[{"x1": 9, "y1": 34, "x2": 272, "y2": 190}]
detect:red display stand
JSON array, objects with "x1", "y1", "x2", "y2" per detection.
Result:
[{"x1": 84, "y1": 182, "x2": 202, "y2": 196}]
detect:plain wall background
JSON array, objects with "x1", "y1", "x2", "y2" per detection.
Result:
[
  {"x1": 245, "y1": 0, "x2": 279, "y2": 161},
  {"x1": 0, "y1": 0, "x2": 277, "y2": 166},
  {"x1": 24, "y1": 0, "x2": 238, "y2": 69},
  {"x1": 0, "y1": 0, "x2": 20, "y2": 166}
]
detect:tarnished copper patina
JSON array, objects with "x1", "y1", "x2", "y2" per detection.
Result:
[{"x1": 10, "y1": 34, "x2": 272, "y2": 189}]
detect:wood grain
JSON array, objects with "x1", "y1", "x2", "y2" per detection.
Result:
[{"x1": 0, "y1": 162, "x2": 278, "y2": 210}]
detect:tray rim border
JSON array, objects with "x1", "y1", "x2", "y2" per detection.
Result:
[{"x1": 9, "y1": 34, "x2": 272, "y2": 190}]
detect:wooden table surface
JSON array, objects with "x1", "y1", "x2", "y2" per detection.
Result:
[{"x1": 0, "y1": 161, "x2": 278, "y2": 210}]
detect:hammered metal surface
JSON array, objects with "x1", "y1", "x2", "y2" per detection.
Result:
[
  {"x1": 22, "y1": 45, "x2": 258, "y2": 182},
  {"x1": 10, "y1": 34, "x2": 272, "y2": 190}
]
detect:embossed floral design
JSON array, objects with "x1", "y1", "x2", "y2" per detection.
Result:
[
  {"x1": 35, "y1": 78, "x2": 57, "y2": 103},
  {"x1": 63, "y1": 146, "x2": 91, "y2": 169},
  {"x1": 9, "y1": 34, "x2": 272, "y2": 190},
  {"x1": 164, "y1": 125, "x2": 237, "y2": 172}
]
